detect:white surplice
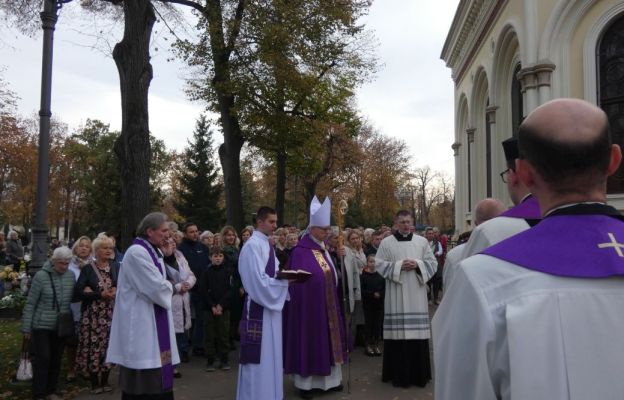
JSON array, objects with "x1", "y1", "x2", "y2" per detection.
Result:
[
  {"x1": 236, "y1": 231, "x2": 289, "y2": 400},
  {"x1": 106, "y1": 243, "x2": 180, "y2": 369},
  {"x1": 460, "y1": 216, "x2": 531, "y2": 259},
  {"x1": 441, "y1": 242, "x2": 466, "y2": 291},
  {"x1": 375, "y1": 234, "x2": 437, "y2": 340},
  {"x1": 432, "y1": 254, "x2": 624, "y2": 400}
]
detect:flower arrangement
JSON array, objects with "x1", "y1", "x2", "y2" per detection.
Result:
[
  {"x1": 0, "y1": 266, "x2": 20, "y2": 282},
  {"x1": 0, "y1": 291, "x2": 26, "y2": 309}
]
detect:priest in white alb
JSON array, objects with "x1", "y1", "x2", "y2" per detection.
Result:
[
  {"x1": 433, "y1": 98, "x2": 624, "y2": 400},
  {"x1": 460, "y1": 137, "x2": 541, "y2": 259},
  {"x1": 375, "y1": 209, "x2": 437, "y2": 388},
  {"x1": 236, "y1": 206, "x2": 290, "y2": 400},
  {"x1": 107, "y1": 212, "x2": 179, "y2": 400}
]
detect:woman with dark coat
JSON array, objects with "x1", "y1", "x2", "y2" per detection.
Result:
[{"x1": 74, "y1": 235, "x2": 120, "y2": 394}]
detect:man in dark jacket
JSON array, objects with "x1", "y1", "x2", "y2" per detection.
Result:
[{"x1": 177, "y1": 222, "x2": 210, "y2": 356}]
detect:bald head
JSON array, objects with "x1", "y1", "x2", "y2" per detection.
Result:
[
  {"x1": 474, "y1": 198, "x2": 506, "y2": 226},
  {"x1": 518, "y1": 98, "x2": 612, "y2": 193}
]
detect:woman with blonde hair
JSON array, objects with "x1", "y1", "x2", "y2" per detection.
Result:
[
  {"x1": 65, "y1": 236, "x2": 93, "y2": 382},
  {"x1": 220, "y1": 225, "x2": 243, "y2": 347},
  {"x1": 74, "y1": 236, "x2": 120, "y2": 394},
  {"x1": 344, "y1": 229, "x2": 366, "y2": 348}
]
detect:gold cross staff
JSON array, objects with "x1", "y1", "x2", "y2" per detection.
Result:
[{"x1": 597, "y1": 233, "x2": 624, "y2": 257}]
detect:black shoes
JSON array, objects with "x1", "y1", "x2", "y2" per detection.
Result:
[{"x1": 299, "y1": 389, "x2": 313, "y2": 399}]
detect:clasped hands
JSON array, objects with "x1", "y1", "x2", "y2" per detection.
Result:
[
  {"x1": 212, "y1": 304, "x2": 224, "y2": 316},
  {"x1": 401, "y1": 259, "x2": 419, "y2": 271}
]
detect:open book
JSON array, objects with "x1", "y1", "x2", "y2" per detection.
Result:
[{"x1": 276, "y1": 269, "x2": 312, "y2": 282}]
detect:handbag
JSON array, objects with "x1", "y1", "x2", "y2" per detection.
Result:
[
  {"x1": 16, "y1": 338, "x2": 33, "y2": 381},
  {"x1": 46, "y1": 271, "x2": 74, "y2": 337}
]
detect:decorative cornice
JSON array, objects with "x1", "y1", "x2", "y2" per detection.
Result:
[
  {"x1": 441, "y1": 0, "x2": 509, "y2": 84},
  {"x1": 517, "y1": 62, "x2": 557, "y2": 93},
  {"x1": 466, "y1": 127, "x2": 476, "y2": 143},
  {"x1": 485, "y1": 105, "x2": 498, "y2": 123},
  {"x1": 451, "y1": 142, "x2": 462, "y2": 156}
]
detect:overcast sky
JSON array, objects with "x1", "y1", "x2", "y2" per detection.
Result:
[{"x1": 0, "y1": 0, "x2": 459, "y2": 176}]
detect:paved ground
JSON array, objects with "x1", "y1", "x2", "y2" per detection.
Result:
[
  {"x1": 75, "y1": 306, "x2": 440, "y2": 400},
  {"x1": 74, "y1": 347, "x2": 435, "y2": 400}
]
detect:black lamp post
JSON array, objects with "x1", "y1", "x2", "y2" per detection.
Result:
[{"x1": 30, "y1": 0, "x2": 72, "y2": 272}]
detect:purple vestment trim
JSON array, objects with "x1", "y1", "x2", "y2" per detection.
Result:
[
  {"x1": 482, "y1": 214, "x2": 624, "y2": 278},
  {"x1": 500, "y1": 195, "x2": 541, "y2": 219},
  {"x1": 132, "y1": 238, "x2": 174, "y2": 391},
  {"x1": 239, "y1": 244, "x2": 276, "y2": 364}
]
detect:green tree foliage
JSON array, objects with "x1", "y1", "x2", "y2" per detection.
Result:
[
  {"x1": 175, "y1": 0, "x2": 375, "y2": 227},
  {"x1": 175, "y1": 114, "x2": 224, "y2": 232}
]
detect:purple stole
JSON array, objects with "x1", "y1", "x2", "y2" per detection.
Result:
[
  {"x1": 482, "y1": 204, "x2": 624, "y2": 278},
  {"x1": 132, "y1": 238, "x2": 174, "y2": 391},
  {"x1": 239, "y1": 244, "x2": 276, "y2": 364},
  {"x1": 500, "y1": 194, "x2": 541, "y2": 219}
]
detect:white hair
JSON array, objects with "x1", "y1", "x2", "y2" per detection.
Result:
[
  {"x1": 137, "y1": 212, "x2": 169, "y2": 237},
  {"x1": 8, "y1": 230, "x2": 18, "y2": 240},
  {"x1": 51, "y1": 246, "x2": 73, "y2": 261}
]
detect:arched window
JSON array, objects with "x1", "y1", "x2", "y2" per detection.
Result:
[
  {"x1": 511, "y1": 63, "x2": 523, "y2": 137},
  {"x1": 598, "y1": 14, "x2": 624, "y2": 194}
]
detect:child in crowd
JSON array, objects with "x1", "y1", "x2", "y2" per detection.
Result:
[
  {"x1": 199, "y1": 246, "x2": 232, "y2": 371},
  {"x1": 360, "y1": 254, "x2": 385, "y2": 356}
]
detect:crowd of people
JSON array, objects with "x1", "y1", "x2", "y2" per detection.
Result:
[
  {"x1": 11, "y1": 98, "x2": 624, "y2": 400},
  {"x1": 14, "y1": 205, "x2": 449, "y2": 400}
]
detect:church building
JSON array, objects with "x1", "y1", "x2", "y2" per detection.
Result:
[{"x1": 442, "y1": 0, "x2": 624, "y2": 232}]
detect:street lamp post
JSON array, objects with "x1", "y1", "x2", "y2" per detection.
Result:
[{"x1": 30, "y1": 0, "x2": 71, "y2": 272}]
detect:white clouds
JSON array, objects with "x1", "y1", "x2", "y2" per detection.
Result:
[{"x1": 1, "y1": 0, "x2": 459, "y2": 174}]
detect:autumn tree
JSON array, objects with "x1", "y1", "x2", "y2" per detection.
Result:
[{"x1": 175, "y1": 114, "x2": 224, "y2": 231}]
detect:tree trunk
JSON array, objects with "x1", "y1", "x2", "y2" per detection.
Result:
[
  {"x1": 275, "y1": 148, "x2": 287, "y2": 225},
  {"x1": 218, "y1": 136, "x2": 244, "y2": 231},
  {"x1": 206, "y1": 0, "x2": 246, "y2": 231},
  {"x1": 112, "y1": 0, "x2": 155, "y2": 250}
]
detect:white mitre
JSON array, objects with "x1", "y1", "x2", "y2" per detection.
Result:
[{"x1": 309, "y1": 196, "x2": 331, "y2": 227}]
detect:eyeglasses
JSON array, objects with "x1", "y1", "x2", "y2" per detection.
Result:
[{"x1": 499, "y1": 168, "x2": 511, "y2": 183}]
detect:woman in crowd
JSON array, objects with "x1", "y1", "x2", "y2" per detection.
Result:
[
  {"x1": 21, "y1": 247, "x2": 75, "y2": 400},
  {"x1": 199, "y1": 230, "x2": 214, "y2": 248},
  {"x1": 213, "y1": 233, "x2": 222, "y2": 247},
  {"x1": 274, "y1": 227, "x2": 289, "y2": 266},
  {"x1": 65, "y1": 236, "x2": 93, "y2": 382},
  {"x1": 240, "y1": 226, "x2": 253, "y2": 248},
  {"x1": 344, "y1": 229, "x2": 366, "y2": 346},
  {"x1": 107, "y1": 212, "x2": 179, "y2": 400},
  {"x1": 74, "y1": 236, "x2": 120, "y2": 394},
  {"x1": 220, "y1": 225, "x2": 242, "y2": 346},
  {"x1": 6, "y1": 230, "x2": 24, "y2": 266},
  {"x1": 162, "y1": 231, "x2": 196, "y2": 369}
]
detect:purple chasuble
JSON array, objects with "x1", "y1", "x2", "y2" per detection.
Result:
[
  {"x1": 500, "y1": 194, "x2": 541, "y2": 219},
  {"x1": 283, "y1": 234, "x2": 347, "y2": 377},
  {"x1": 482, "y1": 204, "x2": 624, "y2": 278},
  {"x1": 239, "y1": 245, "x2": 276, "y2": 364},
  {"x1": 132, "y1": 238, "x2": 174, "y2": 391}
]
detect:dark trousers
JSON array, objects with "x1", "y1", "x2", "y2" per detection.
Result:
[
  {"x1": 175, "y1": 332, "x2": 190, "y2": 356},
  {"x1": 362, "y1": 299, "x2": 383, "y2": 346},
  {"x1": 32, "y1": 329, "x2": 66, "y2": 398},
  {"x1": 203, "y1": 310, "x2": 230, "y2": 363},
  {"x1": 190, "y1": 292, "x2": 204, "y2": 352}
]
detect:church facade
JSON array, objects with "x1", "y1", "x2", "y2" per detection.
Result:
[{"x1": 442, "y1": 0, "x2": 624, "y2": 232}]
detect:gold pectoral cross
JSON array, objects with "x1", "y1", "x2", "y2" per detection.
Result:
[{"x1": 597, "y1": 233, "x2": 624, "y2": 257}]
